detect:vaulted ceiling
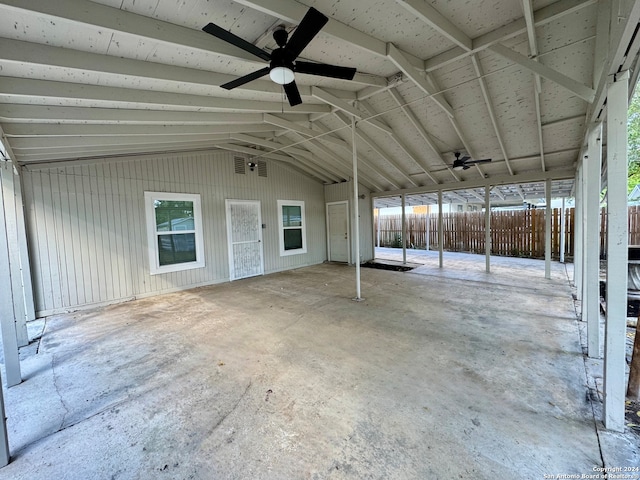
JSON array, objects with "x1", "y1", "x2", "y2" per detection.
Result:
[{"x1": 0, "y1": 0, "x2": 639, "y2": 203}]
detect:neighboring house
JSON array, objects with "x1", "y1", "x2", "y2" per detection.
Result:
[{"x1": 629, "y1": 184, "x2": 640, "y2": 205}]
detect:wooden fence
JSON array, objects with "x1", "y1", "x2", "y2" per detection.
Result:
[
  {"x1": 376, "y1": 206, "x2": 640, "y2": 260},
  {"x1": 375, "y1": 208, "x2": 575, "y2": 259}
]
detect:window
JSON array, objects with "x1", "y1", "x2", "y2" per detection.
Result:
[
  {"x1": 144, "y1": 192, "x2": 205, "y2": 275},
  {"x1": 277, "y1": 200, "x2": 307, "y2": 256}
]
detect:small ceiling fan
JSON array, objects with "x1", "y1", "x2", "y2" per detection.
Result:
[
  {"x1": 202, "y1": 7, "x2": 357, "y2": 106},
  {"x1": 452, "y1": 152, "x2": 492, "y2": 171}
]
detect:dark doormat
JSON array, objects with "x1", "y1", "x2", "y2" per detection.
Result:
[{"x1": 361, "y1": 261, "x2": 415, "y2": 272}]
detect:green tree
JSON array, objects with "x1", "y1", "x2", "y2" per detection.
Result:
[{"x1": 629, "y1": 85, "x2": 640, "y2": 192}]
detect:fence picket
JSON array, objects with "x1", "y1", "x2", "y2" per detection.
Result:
[{"x1": 375, "y1": 207, "x2": 584, "y2": 259}]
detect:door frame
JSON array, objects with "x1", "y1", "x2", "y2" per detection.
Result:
[
  {"x1": 225, "y1": 199, "x2": 264, "y2": 281},
  {"x1": 326, "y1": 200, "x2": 350, "y2": 263}
]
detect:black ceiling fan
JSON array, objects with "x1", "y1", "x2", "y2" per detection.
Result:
[
  {"x1": 202, "y1": 7, "x2": 357, "y2": 107},
  {"x1": 452, "y1": 152, "x2": 492, "y2": 171}
]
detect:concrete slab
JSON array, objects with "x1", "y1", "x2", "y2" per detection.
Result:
[{"x1": 0, "y1": 256, "x2": 638, "y2": 479}]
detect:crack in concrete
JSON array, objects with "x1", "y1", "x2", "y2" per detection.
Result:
[
  {"x1": 50, "y1": 352, "x2": 70, "y2": 431},
  {"x1": 209, "y1": 379, "x2": 253, "y2": 435}
]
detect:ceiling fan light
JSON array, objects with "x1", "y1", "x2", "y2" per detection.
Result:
[
  {"x1": 453, "y1": 164, "x2": 464, "y2": 171},
  {"x1": 270, "y1": 66, "x2": 295, "y2": 85}
]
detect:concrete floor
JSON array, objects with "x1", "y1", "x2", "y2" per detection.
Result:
[{"x1": 1, "y1": 250, "x2": 638, "y2": 479}]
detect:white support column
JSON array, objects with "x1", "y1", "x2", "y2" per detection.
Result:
[
  {"x1": 574, "y1": 166, "x2": 583, "y2": 294},
  {"x1": 603, "y1": 70, "x2": 629, "y2": 432},
  {"x1": 14, "y1": 169, "x2": 35, "y2": 322},
  {"x1": 585, "y1": 124, "x2": 603, "y2": 358},
  {"x1": 559, "y1": 197, "x2": 566, "y2": 263},
  {"x1": 485, "y1": 186, "x2": 491, "y2": 273},
  {"x1": 581, "y1": 164, "x2": 589, "y2": 306},
  {"x1": 545, "y1": 179, "x2": 552, "y2": 279},
  {"x1": 425, "y1": 210, "x2": 430, "y2": 251},
  {"x1": 0, "y1": 367, "x2": 8, "y2": 466},
  {"x1": 351, "y1": 116, "x2": 362, "y2": 301},
  {"x1": 375, "y1": 209, "x2": 380, "y2": 248},
  {"x1": 0, "y1": 164, "x2": 22, "y2": 388},
  {"x1": 0, "y1": 164, "x2": 29, "y2": 346},
  {"x1": 401, "y1": 194, "x2": 407, "y2": 264},
  {"x1": 438, "y1": 190, "x2": 443, "y2": 268},
  {"x1": 0, "y1": 162, "x2": 12, "y2": 466}
]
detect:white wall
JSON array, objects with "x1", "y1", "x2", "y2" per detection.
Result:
[
  {"x1": 22, "y1": 150, "x2": 327, "y2": 316},
  {"x1": 324, "y1": 181, "x2": 373, "y2": 262}
]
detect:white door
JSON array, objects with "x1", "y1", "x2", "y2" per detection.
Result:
[
  {"x1": 326, "y1": 201, "x2": 349, "y2": 263},
  {"x1": 226, "y1": 200, "x2": 264, "y2": 280}
]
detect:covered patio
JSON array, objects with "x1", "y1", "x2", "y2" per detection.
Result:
[{"x1": 1, "y1": 256, "x2": 637, "y2": 478}]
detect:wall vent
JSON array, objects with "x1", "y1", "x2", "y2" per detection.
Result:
[
  {"x1": 234, "y1": 156, "x2": 245, "y2": 174},
  {"x1": 258, "y1": 160, "x2": 268, "y2": 177}
]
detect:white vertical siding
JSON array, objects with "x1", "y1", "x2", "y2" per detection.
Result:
[
  {"x1": 22, "y1": 150, "x2": 326, "y2": 316},
  {"x1": 324, "y1": 181, "x2": 374, "y2": 262}
]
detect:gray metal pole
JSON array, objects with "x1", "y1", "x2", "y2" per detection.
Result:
[
  {"x1": 559, "y1": 197, "x2": 566, "y2": 263},
  {"x1": 485, "y1": 186, "x2": 491, "y2": 273},
  {"x1": 401, "y1": 194, "x2": 407, "y2": 264},
  {"x1": 545, "y1": 179, "x2": 552, "y2": 279},
  {"x1": 438, "y1": 190, "x2": 443, "y2": 268},
  {"x1": 352, "y1": 116, "x2": 362, "y2": 301}
]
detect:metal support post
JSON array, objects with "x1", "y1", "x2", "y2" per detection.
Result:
[
  {"x1": 351, "y1": 116, "x2": 362, "y2": 301},
  {"x1": 485, "y1": 186, "x2": 491, "y2": 273},
  {"x1": 545, "y1": 179, "x2": 552, "y2": 279},
  {"x1": 438, "y1": 190, "x2": 443, "y2": 268}
]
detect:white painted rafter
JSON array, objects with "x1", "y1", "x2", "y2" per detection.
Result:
[
  {"x1": 0, "y1": 37, "x2": 382, "y2": 91},
  {"x1": 488, "y1": 44, "x2": 595, "y2": 103},
  {"x1": 470, "y1": 54, "x2": 514, "y2": 175},
  {"x1": 357, "y1": 99, "x2": 440, "y2": 184},
  {"x1": 424, "y1": 0, "x2": 598, "y2": 72},
  {"x1": 0, "y1": 77, "x2": 330, "y2": 114},
  {"x1": 334, "y1": 111, "x2": 419, "y2": 188},
  {"x1": 521, "y1": 0, "x2": 547, "y2": 173},
  {"x1": 386, "y1": 43, "x2": 454, "y2": 118},
  {"x1": 304, "y1": 122, "x2": 400, "y2": 190},
  {"x1": 396, "y1": 0, "x2": 472, "y2": 51},
  {"x1": 234, "y1": 0, "x2": 424, "y2": 69},
  {"x1": 0, "y1": 104, "x2": 309, "y2": 126},
  {"x1": 311, "y1": 87, "x2": 394, "y2": 135},
  {"x1": 0, "y1": 0, "x2": 262, "y2": 62},
  {"x1": 9, "y1": 134, "x2": 232, "y2": 150},
  {"x1": 387, "y1": 88, "x2": 459, "y2": 181},
  {"x1": 2, "y1": 123, "x2": 277, "y2": 137}
]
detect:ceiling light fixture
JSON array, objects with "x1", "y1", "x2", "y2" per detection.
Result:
[{"x1": 269, "y1": 66, "x2": 295, "y2": 85}]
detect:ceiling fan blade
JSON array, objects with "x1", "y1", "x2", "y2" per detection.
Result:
[
  {"x1": 202, "y1": 23, "x2": 271, "y2": 61},
  {"x1": 295, "y1": 61, "x2": 356, "y2": 80},
  {"x1": 285, "y1": 7, "x2": 328, "y2": 60},
  {"x1": 467, "y1": 158, "x2": 492, "y2": 164},
  {"x1": 220, "y1": 67, "x2": 271, "y2": 90},
  {"x1": 459, "y1": 155, "x2": 470, "y2": 163},
  {"x1": 283, "y1": 81, "x2": 302, "y2": 106}
]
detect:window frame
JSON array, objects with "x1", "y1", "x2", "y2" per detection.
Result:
[
  {"x1": 277, "y1": 199, "x2": 307, "y2": 256},
  {"x1": 144, "y1": 191, "x2": 205, "y2": 275}
]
